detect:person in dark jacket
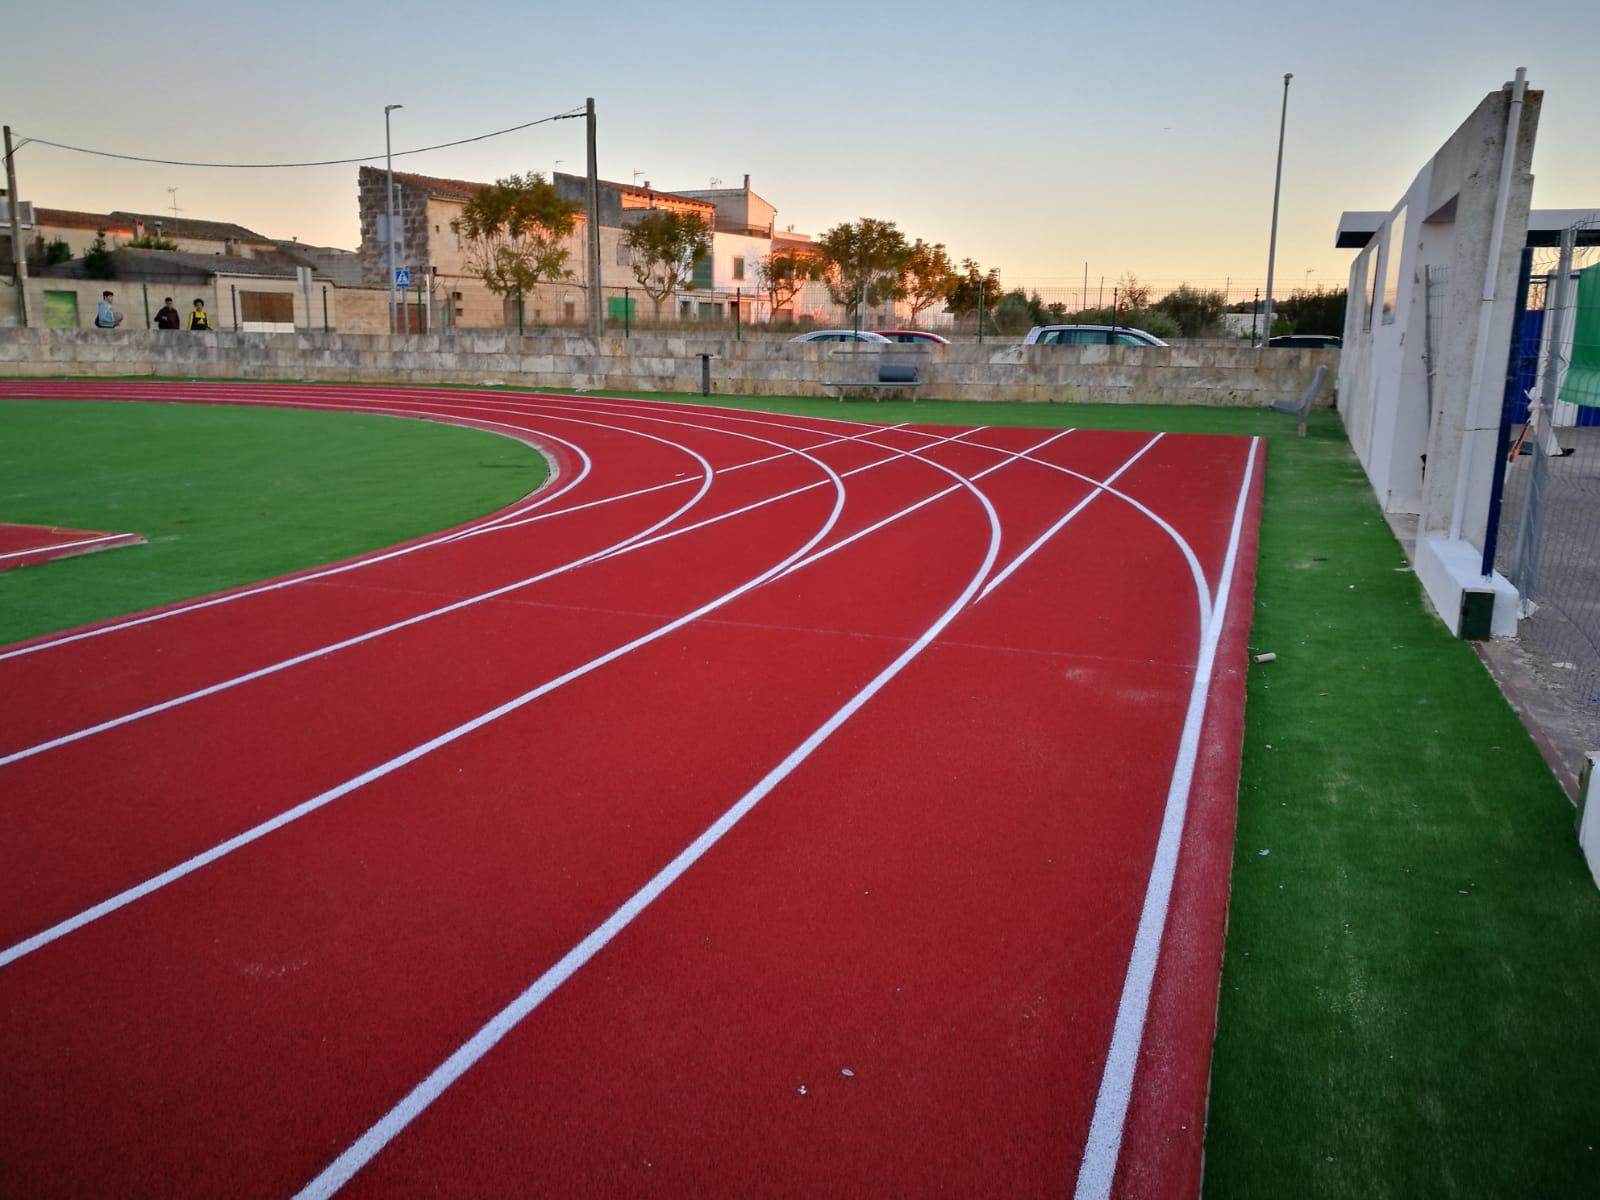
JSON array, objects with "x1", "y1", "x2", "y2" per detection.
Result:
[
  {"x1": 187, "y1": 298, "x2": 212, "y2": 331},
  {"x1": 154, "y1": 298, "x2": 181, "y2": 330}
]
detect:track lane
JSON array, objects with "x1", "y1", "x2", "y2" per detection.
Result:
[{"x1": 0, "y1": 384, "x2": 1263, "y2": 1200}]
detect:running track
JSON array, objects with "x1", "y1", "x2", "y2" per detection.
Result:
[{"x1": 0, "y1": 381, "x2": 1264, "y2": 1198}]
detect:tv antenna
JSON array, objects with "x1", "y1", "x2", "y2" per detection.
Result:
[{"x1": 166, "y1": 187, "x2": 183, "y2": 220}]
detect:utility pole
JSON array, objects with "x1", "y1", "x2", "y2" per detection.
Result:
[
  {"x1": 1261, "y1": 72, "x2": 1293, "y2": 348},
  {"x1": 384, "y1": 104, "x2": 402, "y2": 336},
  {"x1": 4, "y1": 126, "x2": 29, "y2": 328},
  {"x1": 585, "y1": 97, "x2": 604, "y2": 339}
]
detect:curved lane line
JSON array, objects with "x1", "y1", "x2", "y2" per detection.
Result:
[
  {"x1": 0, "y1": 405, "x2": 597, "y2": 663},
  {"x1": 1071, "y1": 436, "x2": 1261, "y2": 1200},
  {"x1": 0, "y1": 415, "x2": 956, "y2": 767},
  {"x1": 293, "y1": 406, "x2": 1015, "y2": 1200},
  {"x1": 0, "y1": 430, "x2": 853, "y2": 971}
]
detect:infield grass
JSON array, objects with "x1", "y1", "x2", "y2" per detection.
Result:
[{"x1": 0, "y1": 398, "x2": 546, "y2": 645}]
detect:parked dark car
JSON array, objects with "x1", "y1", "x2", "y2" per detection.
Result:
[{"x1": 1267, "y1": 334, "x2": 1342, "y2": 349}]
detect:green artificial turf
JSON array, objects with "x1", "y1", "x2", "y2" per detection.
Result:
[
  {"x1": 8, "y1": 382, "x2": 1599, "y2": 1195},
  {"x1": 0, "y1": 398, "x2": 546, "y2": 644}
]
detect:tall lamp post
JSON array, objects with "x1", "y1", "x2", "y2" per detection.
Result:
[
  {"x1": 1260, "y1": 72, "x2": 1292, "y2": 348},
  {"x1": 384, "y1": 103, "x2": 403, "y2": 336}
]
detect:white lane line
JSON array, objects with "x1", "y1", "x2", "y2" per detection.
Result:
[
  {"x1": 292, "y1": 414, "x2": 1014, "y2": 1200},
  {"x1": 126, "y1": 380, "x2": 885, "y2": 438},
  {"x1": 959, "y1": 436, "x2": 1211, "y2": 629},
  {"x1": 0, "y1": 423, "x2": 952, "y2": 767},
  {"x1": 0, "y1": 415, "x2": 596, "y2": 664},
  {"x1": 977, "y1": 434, "x2": 1165, "y2": 602},
  {"x1": 1071, "y1": 436, "x2": 1260, "y2": 1200},
  {"x1": 0, "y1": 430, "x2": 715, "y2": 768},
  {"x1": 0, "y1": 383, "x2": 921, "y2": 664},
  {"x1": 590, "y1": 425, "x2": 998, "y2": 566},
  {"x1": 0, "y1": 441, "x2": 851, "y2": 972},
  {"x1": 771, "y1": 428, "x2": 1076, "y2": 579},
  {"x1": 0, "y1": 533, "x2": 132, "y2": 561}
]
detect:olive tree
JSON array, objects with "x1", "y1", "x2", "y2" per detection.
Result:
[
  {"x1": 622, "y1": 210, "x2": 712, "y2": 319},
  {"x1": 450, "y1": 172, "x2": 581, "y2": 309}
]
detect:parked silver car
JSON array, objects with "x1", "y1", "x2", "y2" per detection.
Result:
[{"x1": 790, "y1": 329, "x2": 892, "y2": 343}]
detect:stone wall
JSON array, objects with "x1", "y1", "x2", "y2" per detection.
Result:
[{"x1": 0, "y1": 328, "x2": 1338, "y2": 408}]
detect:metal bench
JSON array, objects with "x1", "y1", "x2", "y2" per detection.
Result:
[
  {"x1": 823, "y1": 349, "x2": 923, "y2": 401},
  {"x1": 1270, "y1": 362, "x2": 1329, "y2": 437}
]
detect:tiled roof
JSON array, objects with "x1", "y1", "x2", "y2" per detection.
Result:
[
  {"x1": 390, "y1": 167, "x2": 715, "y2": 212},
  {"x1": 110, "y1": 212, "x2": 275, "y2": 245},
  {"x1": 34, "y1": 208, "x2": 134, "y2": 234},
  {"x1": 390, "y1": 170, "x2": 486, "y2": 200}
]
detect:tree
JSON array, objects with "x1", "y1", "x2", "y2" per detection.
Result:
[
  {"x1": 450, "y1": 172, "x2": 580, "y2": 312},
  {"x1": 1154, "y1": 284, "x2": 1228, "y2": 337},
  {"x1": 1276, "y1": 286, "x2": 1347, "y2": 334},
  {"x1": 947, "y1": 258, "x2": 1003, "y2": 328},
  {"x1": 39, "y1": 237, "x2": 72, "y2": 266},
  {"x1": 82, "y1": 231, "x2": 115, "y2": 280},
  {"x1": 622, "y1": 209, "x2": 712, "y2": 319},
  {"x1": 124, "y1": 234, "x2": 179, "y2": 251},
  {"x1": 993, "y1": 290, "x2": 1035, "y2": 336},
  {"x1": 755, "y1": 249, "x2": 823, "y2": 320},
  {"x1": 901, "y1": 240, "x2": 958, "y2": 327},
  {"x1": 1115, "y1": 272, "x2": 1150, "y2": 310},
  {"x1": 816, "y1": 218, "x2": 910, "y2": 321}
]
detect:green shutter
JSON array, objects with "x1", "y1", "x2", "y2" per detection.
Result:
[
  {"x1": 691, "y1": 252, "x2": 713, "y2": 291},
  {"x1": 606, "y1": 295, "x2": 637, "y2": 320},
  {"x1": 1559, "y1": 264, "x2": 1600, "y2": 407}
]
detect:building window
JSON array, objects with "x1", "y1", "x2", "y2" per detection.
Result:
[
  {"x1": 616, "y1": 241, "x2": 631, "y2": 267},
  {"x1": 732, "y1": 256, "x2": 745, "y2": 281}
]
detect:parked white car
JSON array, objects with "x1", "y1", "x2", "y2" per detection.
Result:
[
  {"x1": 1023, "y1": 324, "x2": 1168, "y2": 347},
  {"x1": 790, "y1": 329, "x2": 892, "y2": 343}
]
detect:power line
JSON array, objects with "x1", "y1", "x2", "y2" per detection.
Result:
[{"x1": 14, "y1": 107, "x2": 586, "y2": 170}]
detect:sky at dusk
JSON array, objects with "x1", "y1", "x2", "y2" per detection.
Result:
[{"x1": 5, "y1": 0, "x2": 1598, "y2": 301}]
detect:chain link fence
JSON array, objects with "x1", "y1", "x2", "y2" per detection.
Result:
[
  {"x1": 415, "y1": 277, "x2": 1336, "y2": 345},
  {"x1": 1492, "y1": 216, "x2": 1600, "y2": 745}
]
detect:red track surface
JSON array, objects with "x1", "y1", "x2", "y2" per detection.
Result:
[
  {"x1": 0, "y1": 381, "x2": 1263, "y2": 1199},
  {"x1": 0, "y1": 522, "x2": 143, "y2": 571}
]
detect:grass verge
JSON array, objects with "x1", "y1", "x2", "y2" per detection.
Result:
[{"x1": 0, "y1": 398, "x2": 546, "y2": 645}]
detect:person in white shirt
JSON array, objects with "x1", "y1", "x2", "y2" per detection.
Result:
[{"x1": 94, "y1": 291, "x2": 123, "y2": 329}]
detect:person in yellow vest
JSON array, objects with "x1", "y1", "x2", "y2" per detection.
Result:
[{"x1": 187, "y1": 298, "x2": 212, "y2": 331}]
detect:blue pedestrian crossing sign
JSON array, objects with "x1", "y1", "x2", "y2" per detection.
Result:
[{"x1": 394, "y1": 267, "x2": 412, "y2": 288}]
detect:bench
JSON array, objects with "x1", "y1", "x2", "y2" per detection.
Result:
[
  {"x1": 823, "y1": 351, "x2": 924, "y2": 401},
  {"x1": 1270, "y1": 362, "x2": 1329, "y2": 437}
]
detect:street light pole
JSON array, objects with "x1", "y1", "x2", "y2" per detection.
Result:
[
  {"x1": 384, "y1": 104, "x2": 403, "y2": 337},
  {"x1": 1260, "y1": 72, "x2": 1292, "y2": 349}
]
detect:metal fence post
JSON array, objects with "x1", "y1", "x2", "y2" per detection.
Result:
[
  {"x1": 977, "y1": 281, "x2": 984, "y2": 343},
  {"x1": 322, "y1": 286, "x2": 329, "y2": 332},
  {"x1": 735, "y1": 287, "x2": 741, "y2": 341},
  {"x1": 623, "y1": 286, "x2": 630, "y2": 338},
  {"x1": 230, "y1": 284, "x2": 238, "y2": 330}
]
